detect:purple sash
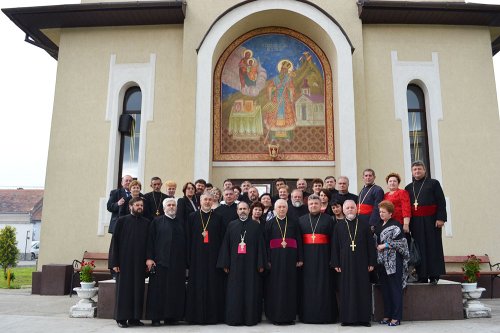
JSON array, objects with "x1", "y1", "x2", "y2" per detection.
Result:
[{"x1": 270, "y1": 238, "x2": 297, "y2": 249}]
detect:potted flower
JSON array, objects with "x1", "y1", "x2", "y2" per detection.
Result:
[
  {"x1": 79, "y1": 260, "x2": 96, "y2": 289},
  {"x1": 462, "y1": 255, "x2": 481, "y2": 291}
]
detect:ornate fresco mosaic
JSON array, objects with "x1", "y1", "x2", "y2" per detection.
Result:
[{"x1": 213, "y1": 27, "x2": 334, "y2": 161}]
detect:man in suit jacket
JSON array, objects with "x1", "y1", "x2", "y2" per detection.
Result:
[
  {"x1": 107, "y1": 174, "x2": 133, "y2": 277},
  {"x1": 107, "y1": 175, "x2": 133, "y2": 234}
]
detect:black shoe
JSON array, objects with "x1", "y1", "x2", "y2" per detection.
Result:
[
  {"x1": 388, "y1": 320, "x2": 401, "y2": 326},
  {"x1": 358, "y1": 321, "x2": 372, "y2": 327},
  {"x1": 341, "y1": 322, "x2": 353, "y2": 326},
  {"x1": 116, "y1": 320, "x2": 128, "y2": 328},
  {"x1": 128, "y1": 319, "x2": 144, "y2": 326},
  {"x1": 151, "y1": 320, "x2": 161, "y2": 326},
  {"x1": 379, "y1": 319, "x2": 390, "y2": 324},
  {"x1": 164, "y1": 319, "x2": 178, "y2": 325},
  {"x1": 430, "y1": 278, "x2": 438, "y2": 285},
  {"x1": 418, "y1": 278, "x2": 429, "y2": 283}
]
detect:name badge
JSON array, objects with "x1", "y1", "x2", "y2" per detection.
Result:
[
  {"x1": 203, "y1": 230, "x2": 209, "y2": 243},
  {"x1": 238, "y1": 242, "x2": 246, "y2": 254}
]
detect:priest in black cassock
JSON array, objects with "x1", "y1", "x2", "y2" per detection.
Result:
[
  {"x1": 332, "y1": 199, "x2": 376, "y2": 327},
  {"x1": 143, "y1": 177, "x2": 168, "y2": 221},
  {"x1": 405, "y1": 160, "x2": 446, "y2": 284},
  {"x1": 298, "y1": 194, "x2": 338, "y2": 324},
  {"x1": 145, "y1": 198, "x2": 186, "y2": 326},
  {"x1": 111, "y1": 197, "x2": 150, "y2": 328},
  {"x1": 185, "y1": 191, "x2": 225, "y2": 324},
  {"x1": 215, "y1": 188, "x2": 239, "y2": 229},
  {"x1": 264, "y1": 199, "x2": 303, "y2": 325},
  {"x1": 358, "y1": 169, "x2": 385, "y2": 228},
  {"x1": 217, "y1": 201, "x2": 267, "y2": 326}
]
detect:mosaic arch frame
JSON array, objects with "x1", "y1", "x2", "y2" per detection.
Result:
[{"x1": 213, "y1": 27, "x2": 334, "y2": 162}]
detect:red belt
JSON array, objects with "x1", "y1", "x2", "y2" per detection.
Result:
[
  {"x1": 303, "y1": 233, "x2": 329, "y2": 244},
  {"x1": 270, "y1": 238, "x2": 297, "y2": 249},
  {"x1": 411, "y1": 204, "x2": 437, "y2": 217},
  {"x1": 357, "y1": 203, "x2": 373, "y2": 215}
]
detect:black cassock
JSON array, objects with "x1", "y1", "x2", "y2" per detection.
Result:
[
  {"x1": 405, "y1": 177, "x2": 447, "y2": 280},
  {"x1": 217, "y1": 218, "x2": 267, "y2": 326},
  {"x1": 111, "y1": 214, "x2": 150, "y2": 321},
  {"x1": 264, "y1": 216, "x2": 303, "y2": 324},
  {"x1": 331, "y1": 217, "x2": 376, "y2": 324},
  {"x1": 298, "y1": 213, "x2": 338, "y2": 323},
  {"x1": 146, "y1": 215, "x2": 186, "y2": 321},
  {"x1": 185, "y1": 209, "x2": 225, "y2": 324},
  {"x1": 143, "y1": 191, "x2": 168, "y2": 221},
  {"x1": 215, "y1": 202, "x2": 238, "y2": 229}
]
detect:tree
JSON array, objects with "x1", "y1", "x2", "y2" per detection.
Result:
[{"x1": 0, "y1": 226, "x2": 19, "y2": 277}]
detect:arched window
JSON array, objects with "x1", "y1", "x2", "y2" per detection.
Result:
[
  {"x1": 407, "y1": 84, "x2": 431, "y2": 175},
  {"x1": 118, "y1": 87, "x2": 142, "y2": 183}
]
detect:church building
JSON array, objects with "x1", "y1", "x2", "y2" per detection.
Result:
[{"x1": 3, "y1": 0, "x2": 500, "y2": 266}]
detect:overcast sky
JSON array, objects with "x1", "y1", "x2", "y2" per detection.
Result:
[{"x1": 1, "y1": 0, "x2": 499, "y2": 189}]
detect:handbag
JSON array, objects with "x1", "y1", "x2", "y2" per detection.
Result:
[{"x1": 408, "y1": 235, "x2": 421, "y2": 267}]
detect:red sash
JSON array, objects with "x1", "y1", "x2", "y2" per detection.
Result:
[
  {"x1": 303, "y1": 233, "x2": 329, "y2": 244},
  {"x1": 357, "y1": 203, "x2": 373, "y2": 215},
  {"x1": 411, "y1": 204, "x2": 437, "y2": 217}
]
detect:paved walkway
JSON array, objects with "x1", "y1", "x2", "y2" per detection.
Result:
[{"x1": 1, "y1": 288, "x2": 498, "y2": 333}]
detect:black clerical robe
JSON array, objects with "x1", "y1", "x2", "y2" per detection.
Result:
[
  {"x1": 215, "y1": 202, "x2": 238, "y2": 229},
  {"x1": 217, "y1": 218, "x2": 267, "y2": 326},
  {"x1": 405, "y1": 177, "x2": 446, "y2": 280},
  {"x1": 185, "y1": 209, "x2": 225, "y2": 324},
  {"x1": 287, "y1": 202, "x2": 308, "y2": 221},
  {"x1": 331, "y1": 217, "x2": 376, "y2": 324},
  {"x1": 358, "y1": 184, "x2": 385, "y2": 227},
  {"x1": 264, "y1": 216, "x2": 303, "y2": 324},
  {"x1": 331, "y1": 192, "x2": 358, "y2": 206},
  {"x1": 298, "y1": 213, "x2": 338, "y2": 323},
  {"x1": 146, "y1": 215, "x2": 186, "y2": 321},
  {"x1": 111, "y1": 214, "x2": 150, "y2": 321},
  {"x1": 143, "y1": 191, "x2": 168, "y2": 221}
]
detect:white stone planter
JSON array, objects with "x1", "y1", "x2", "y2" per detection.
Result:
[
  {"x1": 70, "y1": 287, "x2": 98, "y2": 318},
  {"x1": 461, "y1": 282, "x2": 477, "y2": 291},
  {"x1": 80, "y1": 281, "x2": 96, "y2": 289}
]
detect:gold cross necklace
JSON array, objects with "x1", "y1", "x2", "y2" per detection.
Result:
[
  {"x1": 309, "y1": 213, "x2": 321, "y2": 243},
  {"x1": 345, "y1": 218, "x2": 358, "y2": 252},
  {"x1": 275, "y1": 216, "x2": 288, "y2": 248},
  {"x1": 412, "y1": 177, "x2": 426, "y2": 211}
]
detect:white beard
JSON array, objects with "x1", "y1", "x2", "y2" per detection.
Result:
[
  {"x1": 346, "y1": 213, "x2": 356, "y2": 220},
  {"x1": 292, "y1": 201, "x2": 302, "y2": 208}
]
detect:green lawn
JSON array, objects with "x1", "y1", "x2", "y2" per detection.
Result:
[{"x1": 0, "y1": 266, "x2": 35, "y2": 289}]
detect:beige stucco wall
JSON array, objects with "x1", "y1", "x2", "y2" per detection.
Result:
[
  {"x1": 38, "y1": 0, "x2": 500, "y2": 266},
  {"x1": 362, "y1": 24, "x2": 500, "y2": 258},
  {"x1": 40, "y1": 25, "x2": 186, "y2": 265}
]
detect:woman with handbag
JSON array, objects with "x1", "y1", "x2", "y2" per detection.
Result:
[{"x1": 375, "y1": 201, "x2": 409, "y2": 327}]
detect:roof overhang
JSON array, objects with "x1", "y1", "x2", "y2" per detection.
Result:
[
  {"x1": 358, "y1": 1, "x2": 500, "y2": 55},
  {"x1": 2, "y1": 1, "x2": 186, "y2": 59}
]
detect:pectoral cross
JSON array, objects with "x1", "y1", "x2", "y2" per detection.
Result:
[
  {"x1": 413, "y1": 200, "x2": 418, "y2": 211},
  {"x1": 350, "y1": 241, "x2": 356, "y2": 252},
  {"x1": 156, "y1": 210, "x2": 160, "y2": 216},
  {"x1": 202, "y1": 231, "x2": 207, "y2": 237},
  {"x1": 281, "y1": 240, "x2": 287, "y2": 248},
  {"x1": 311, "y1": 233, "x2": 316, "y2": 243}
]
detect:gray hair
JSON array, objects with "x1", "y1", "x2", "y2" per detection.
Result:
[
  {"x1": 163, "y1": 197, "x2": 177, "y2": 208},
  {"x1": 308, "y1": 194, "x2": 320, "y2": 202},
  {"x1": 274, "y1": 199, "x2": 288, "y2": 209}
]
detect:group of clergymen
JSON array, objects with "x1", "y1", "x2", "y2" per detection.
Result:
[{"x1": 106, "y1": 161, "x2": 447, "y2": 328}]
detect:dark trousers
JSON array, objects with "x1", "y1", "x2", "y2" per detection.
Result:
[{"x1": 378, "y1": 255, "x2": 403, "y2": 321}]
